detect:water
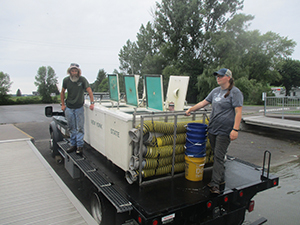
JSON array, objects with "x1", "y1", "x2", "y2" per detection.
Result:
[{"x1": 243, "y1": 158, "x2": 300, "y2": 225}]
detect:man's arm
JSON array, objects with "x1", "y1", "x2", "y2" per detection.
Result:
[
  {"x1": 86, "y1": 87, "x2": 94, "y2": 110},
  {"x1": 61, "y1": 87, "x2": 66, "y2": 111}
]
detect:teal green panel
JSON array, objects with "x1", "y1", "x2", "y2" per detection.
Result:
[
  {"x1": 145, "y1": 76, "x2": 163, "y2": 111},
  {"x1": 108, "y1": 75, "x2": 119, "y2": 101},
  {"x1": 124, "y1": 76, "x2": 138, "y2": 106}
]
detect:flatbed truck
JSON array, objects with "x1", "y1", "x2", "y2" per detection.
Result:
[{"x1": 45, "y1": 104, "x2": 278, "y2": 225}]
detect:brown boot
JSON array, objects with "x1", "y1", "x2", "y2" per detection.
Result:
[
  {"x1": 66, "y1": 145, "x2": 76, "y2": 153},
  {"x1": 76, "y1": 147, "x2": 83, "y2": 155}
]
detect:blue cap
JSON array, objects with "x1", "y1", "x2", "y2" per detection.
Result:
[{"x1": 213, "y1": 68, "x2": 232, "y2": 78}]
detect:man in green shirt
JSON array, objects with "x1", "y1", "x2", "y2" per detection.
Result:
[{"x1": 60, "y1": 63, "x2": 94, "y2": 155}]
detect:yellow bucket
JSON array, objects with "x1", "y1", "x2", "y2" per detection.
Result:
[{"x1": 185, "y1": 155, "x2": 206, "y2": 181}]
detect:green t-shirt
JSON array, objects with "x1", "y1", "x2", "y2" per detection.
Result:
[{"x1": 62, "y1": 76, "x2": 90, "y2": 109}]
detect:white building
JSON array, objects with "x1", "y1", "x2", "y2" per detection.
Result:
[{"x1": 271, "y1": 87, "x2": 300, "y2": 97}]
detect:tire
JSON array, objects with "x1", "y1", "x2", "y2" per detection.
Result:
[
  {"x1": 50, "y1": 121, "x2": 63, "y2": 158},
  {"x1": 90, "y1": 192, "x2": 104, "y2": 224},
  {"x1": 90, "y1": 191, "x2": 120, "y2": 224}
]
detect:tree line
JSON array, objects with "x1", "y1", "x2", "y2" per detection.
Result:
[{"x1": 1, "y1": 0, "x2": 300, "y2": 105}]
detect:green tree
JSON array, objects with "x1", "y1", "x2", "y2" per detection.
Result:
[
  {"x1": 16, "y1": 89, "x2": 22, "y2": 96},
  {"x1": 118, "y1": 0, "x2": 296, "y2": 104},
  {"x1": 0, "y1": 71, "x2": 12, "y2": 96},
  {"x1": 119, "y1": 40, "x2": 140, "y2": 74},
  {"x1": 197, "y1": 68, "x2": 219, "y2": 101},
  {"x1": 91, "y1": 69, "x2": 107, "y2": 92},
  {"x1": 200, "y1": 13, "x2": 295, "y2": 103},
  {"x1": 34, "y1": 66, "x2": 58, "y2": 103},
  {"x1": 98, "y1": 78, "x2": 108, "y2": 92},
  {"x1": 241, "y1": 31, "x2": 295, "y2": 84},
  {"x1": 119, "y1": 0, "x2": 244, "y2": 103},
  {"x1": 119, "y1": 22, "x2": 160, "y2": 75},
  {"x1": 277, "y1": 58, "x2": 300, "y2": 96},
  {"x1": 0, "y1": 71, "x2": 13, "y2": 104}
]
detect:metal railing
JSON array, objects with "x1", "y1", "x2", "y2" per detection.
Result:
[
  {"x1": 128, "y1": 110, "x2": 210, "y2": 186},
  {"x1": 264, "y1": 96, "x2": 300, "y2": 119}
]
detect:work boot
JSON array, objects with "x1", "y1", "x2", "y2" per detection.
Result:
[
  {"x1": 66, "y1": 145, "x2": 76, "y2": 153},
  {"x1": 76, "y1": 147, "x2": 83, "y2": 155},
  {"x1": 207, "y1": 181, "x2": 225, "y2": 189},
  {"x1": 210, "y1": 186, "x2": 220, "y2": 195}
]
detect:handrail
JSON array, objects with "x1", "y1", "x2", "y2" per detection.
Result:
[
  {"x1": 261, "y1": 150, "x2": 271, "y2": 180},
  {"x1": 132, "y1": 110, "x2": 210, "y2": 186}
]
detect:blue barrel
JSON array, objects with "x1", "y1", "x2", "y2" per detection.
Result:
[{"x1": 185, "y1": 123, "x2": 207, "y2": 157}]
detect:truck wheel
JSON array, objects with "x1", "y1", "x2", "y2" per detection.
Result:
[
  {"x1": 50, "y1": 122, "x2": 63, "y2": 158},
  {"x1": 50, "y1": 131, "x2": 55, "y2": 157},
  {"x1": 90, "y1": 192, "x2": 104, "y2": 224},
  {"x1": 55, "y1": 155, "x2": 63, "y2": 164}
]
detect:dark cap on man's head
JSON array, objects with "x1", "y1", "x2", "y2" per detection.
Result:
[{"x1": 213, "y1": 68, "x2": 232, "y2": 78}]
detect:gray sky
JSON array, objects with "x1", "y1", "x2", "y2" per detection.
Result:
[{"x1": 1, "y1": 0, "x2": 299, "y2": 95}]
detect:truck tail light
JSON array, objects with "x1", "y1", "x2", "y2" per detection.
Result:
[
  {"x1": 239, "y1": 190, "x2": 244, "y2": 197},
  {"x1": 138, "y1": 215, "x2": 142, "y2": 224},
  {"x1": 207, "y1": 201, "x2": 212, "y2": 209},
  {"x1": 224, "y1": 196, "x2": 229, "y2": 203},
  {"x1": 152, "y1": 219, "x2": 158, "y2": 225},
  {"x1": 273, "y1": 178, "x2": 279, "y2": 186},
  {"x1": 248, "y1": 200, "x2": 255, "y2": 212}
]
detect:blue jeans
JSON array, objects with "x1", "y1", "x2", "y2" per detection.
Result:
[{"x1": 65, "y1": 106, "x2": 84, "y2": 147}]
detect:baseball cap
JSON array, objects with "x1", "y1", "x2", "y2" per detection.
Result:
[{"x1": 213, "y1": 68, "x2": 232, "y2": 78}]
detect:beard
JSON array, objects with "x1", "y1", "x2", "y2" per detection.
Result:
[{"x1": 70, "y1": 74, "x2": 80, "y2": 82}]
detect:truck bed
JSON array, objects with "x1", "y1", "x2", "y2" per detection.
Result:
[{"x1": 59, "y1": 141, "x2": 278, "y2": 220}]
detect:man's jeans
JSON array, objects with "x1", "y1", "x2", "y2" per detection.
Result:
[
  {"x1": 208, "y1": 133, "x2": 231, "y2": 187},
  {"x1": 65, "y1": 106, "x2": 84, "y2": 147}
]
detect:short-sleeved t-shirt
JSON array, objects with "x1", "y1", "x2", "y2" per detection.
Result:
[
  {"x1": 205, "y1": 86, "x2": 243, "y2": 136},
  {"x1": 62, "y1": 76, "x2": 90, "y2": 109}
]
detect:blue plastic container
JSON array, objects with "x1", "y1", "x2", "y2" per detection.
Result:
[
  {"x1": 186, "y1": 132, "x2": 207, "y2": 142},
  {"x1": 185, "y1": 123, "x2": 208, "y2": 158},
  {"x1": 186, "y1": 123, "x2": 207, "y2": 134},
  {"x1": 185, "y1": 138, "x2": 206, "y2": 157}
]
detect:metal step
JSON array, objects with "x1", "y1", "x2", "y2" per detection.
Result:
[{"x1": 57, "y1": 141, "x2": 132, "y2": 213}]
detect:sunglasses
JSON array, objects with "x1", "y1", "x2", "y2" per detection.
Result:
[{"x1": 70, "y1": 63, "x2": 79, "y2": 68}]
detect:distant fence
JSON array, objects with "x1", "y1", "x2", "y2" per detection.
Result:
[{"x1": 264, "y1": 96, "x2": 300, "y2": 119}]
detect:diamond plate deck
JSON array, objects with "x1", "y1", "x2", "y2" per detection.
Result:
[{"x1": 58, "y1": 141, "x2": 133, "y2": 213}]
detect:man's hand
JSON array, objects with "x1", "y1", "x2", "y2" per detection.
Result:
[
  {"x1": 61, "y1": 105, "x2": 66, "y2": 111},
  {"x1": 89, "y1": 104, "x2": 94, "y2": 110}
]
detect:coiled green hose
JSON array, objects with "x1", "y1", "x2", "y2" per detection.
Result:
[
  {"x1": 137, "y1": 119, "x2": 208, "y2": 135},
  {"x1": 145, "y1": 133, "x2": 187, "y2": 147},
  {"x1": 144, "y1": 144, "x2": 185, "y2": 158},
  {"x1": 142, "y1": 162, "x2": 185, "y2": 178},
  {"x1": 143, "y1": 154, "x2": 185, "y2": 169}
]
